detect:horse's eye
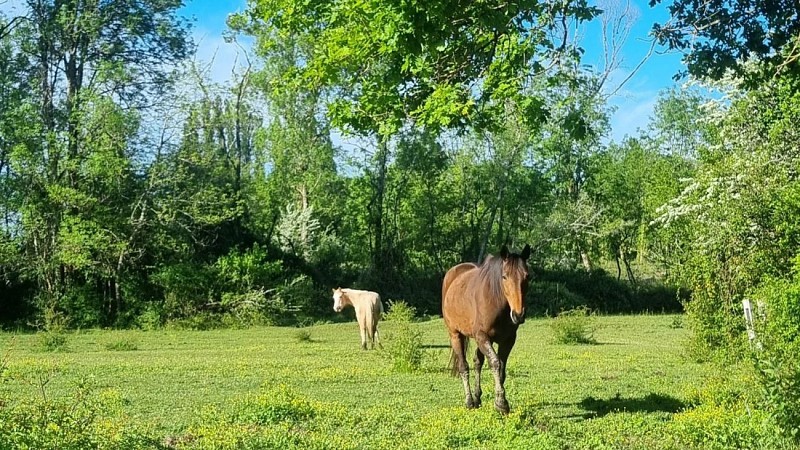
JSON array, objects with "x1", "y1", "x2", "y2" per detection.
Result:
[{"x1": 502, "y1": 275, "x2": 507, "y2": 280}]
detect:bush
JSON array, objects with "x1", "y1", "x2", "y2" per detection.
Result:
[
  {"x1": 153, "y1": 262, "x2": 216, "y2": 319},
  {"x1": 38, "y1": 331, "x2": 69, "y2": 352},
  {"x1": 384, "y1": 299, "x2": 416, "y2": 322},
  {"x1": 135, "y1": 304, "x2": 163, "y2": 330},
  {"x1": 549, "y1": 307, "x2": 597, "y2": 344},
  {"x1": 529, "y1": 269, "x2": 684, "y2": 315},
  {"x1": 384, "y1": 300, "x2": 423, "y2": 373},
  {"x1": 750, "y1": 271, "x2": 800, "y2": 442},
  {"x1": 58, "y1": 285, "x2": 103, "y2": 328},
  {"x1": 756, "y1": 355, "x2": 800, "y2": 441}
]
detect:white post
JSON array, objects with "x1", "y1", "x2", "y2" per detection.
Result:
[
  {"x1": 742, "y1": 299, "x2": 756, "y2": 343},
  {"x1": 742, "y1": 298, "x2": 763, "y2": 350}
]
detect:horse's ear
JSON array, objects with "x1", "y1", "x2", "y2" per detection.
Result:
[
  {"x1": 500, "y1": 245, "x2": 509, "y2": 260},
  {"x1": 521, "y1": 244, "x2": 531, "y2": 260}
]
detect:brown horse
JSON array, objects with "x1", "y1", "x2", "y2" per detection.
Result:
[{"x1": 442, "y1": 244, "x2": 530, "y2": 414}]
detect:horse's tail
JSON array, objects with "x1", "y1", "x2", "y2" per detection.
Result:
[{"x1": 448, "y1": 338, "x2": 469, "y2": 377}]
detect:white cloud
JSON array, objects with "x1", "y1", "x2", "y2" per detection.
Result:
[
  {"x1": 602, "y1": 63, "x2": 665, "y2": 142},
  {"x1": 608, "y1": 93, "x2": 657, "y2": 142}
]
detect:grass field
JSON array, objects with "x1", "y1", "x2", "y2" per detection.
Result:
[{"x1": 0, "y1": 314, "x2": 777, "y2": 449}]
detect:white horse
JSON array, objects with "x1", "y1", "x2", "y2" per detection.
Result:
[{"x1": 332, "y1": 287, "x2": 384, "y2": 350}]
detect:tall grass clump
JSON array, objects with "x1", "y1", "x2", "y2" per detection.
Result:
[
  {"x1": 668, "y1": 372, "x2": 795, "y2": 450},
  {"x1": 38, "y1": 331, "x2": 69, "y2": 352},
  {"x1": 104, "y1": 338, "x2": 138, "y2": 351},
  {"x1": 0, "y1": 378, "x2": 155, "y2": 449},
  {"x1": 293, "y1": 328, "x2": 314, "y2": 343},
  {"x1": 384, "y1": 300, "x2": 423, "y2": 373},
  {"x1": 37, "y1": 308, "x2": 70, "y2": 352},
  {"x1": 549, "y1": 307, "x2": 597, "y2": 344}
]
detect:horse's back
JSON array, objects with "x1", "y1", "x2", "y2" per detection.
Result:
[
  {"x1": 442, "y1": 263, "x2": 479, "y2": 333},
  {"x1": 345, "y1": 289, "x2": 382, "y2": 325},
  {"x1": 442, "y1": 263, "x2": 478, "y2": 299}
]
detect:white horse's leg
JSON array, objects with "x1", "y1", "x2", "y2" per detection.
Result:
[
  {"x1": 374, "y1": 324, "x2": 382, "y2": 349},
  {"x1": 357, "y1": 309, "x2": 368, "y2": 350},
  {"x1": 359, "y1": 325, "x2": 367, "y2": 350}
]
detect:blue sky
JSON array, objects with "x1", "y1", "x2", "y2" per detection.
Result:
[
  {"x1": 1, "y1": 0, "x2": 686, "y2": 141},
  {"x1": 578, "y1": 2, "x2": 686, "y2": 140}
]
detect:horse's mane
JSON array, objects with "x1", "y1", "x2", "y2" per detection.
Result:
[{"x1": 477, "y1": 254, "x2": 527, "y2": 302}]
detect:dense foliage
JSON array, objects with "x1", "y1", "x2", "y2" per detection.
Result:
[
  {"x1": 1, "y1": 0, "x2": 800, "y2": 446},
  {"x1": 651, "y1": 0, "x2": 800, "y2": 83},
  {"x1": 0, "y1": 0, "x2": 693, "y2": 331}
]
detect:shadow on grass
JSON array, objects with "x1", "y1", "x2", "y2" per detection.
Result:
[
  {"x1": 578, "y1": 393, "x2": 686, "y2": 419},
  {"x1": 421, "y1": 344, "x2": 451, "y2": 349}
]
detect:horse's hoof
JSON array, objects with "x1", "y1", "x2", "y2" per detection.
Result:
[
  {"x1": 472, "y1": 395, "x2": 482, "y2": 408},
  {"x1": 466, "y1": 398, "x2": 478, "y2": 409},
  {"x1": 495, "y1": 399, "x2": 510, "y2": 415}
]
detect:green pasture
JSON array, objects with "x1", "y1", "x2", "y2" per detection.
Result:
[{"x1": 0, "y1": 315, "x2": 775, "y2": 449}]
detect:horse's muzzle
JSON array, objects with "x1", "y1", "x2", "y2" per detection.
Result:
[{"x1": 510, "y1": 310, "x2": 525, "y2": 325}]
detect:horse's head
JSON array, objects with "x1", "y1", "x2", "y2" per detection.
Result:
[
  {"x1": 332, "y1": 287, "x2": 346, "y2": 312},
  {"x1": 500, "y1": 244, "x2": 531, "y2": 325}
]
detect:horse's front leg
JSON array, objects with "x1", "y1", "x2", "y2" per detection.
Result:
[
  {"x1": 496, "y1": 331, "x2": 517, "y2": 386},
  {"x1": 473, "y1": 348, "x2": 485, "y2": 407},
  {"x1": 475, "y1": 332, "x2": 509, "y2": 414}
]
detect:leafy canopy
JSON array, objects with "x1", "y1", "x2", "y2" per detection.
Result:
[
  {"x1": 651, "y1": 0, "x2": 800, "y2": 83},
  {"x1": 233, "y1": 0, "x2": 599, "y2": 136}
]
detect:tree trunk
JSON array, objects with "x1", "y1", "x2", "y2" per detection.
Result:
[
  {"x1": 580, "y1": 248, "x2": 592, "y2": 271},
  {"x1": 371, "y1": 138, "x2": 389, "y2": 272},
  {"x1": 622, "y1": 246, "x2": 637, "y2": 285},
  {"x1": 298, "y1": 182, "x2": 309, "y2": 259}
]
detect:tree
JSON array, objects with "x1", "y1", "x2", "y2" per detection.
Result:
[
  {"x1": 239, "y1": 0, "x2": 599, "y2": 135},
  {"x1": 233, "y1": 0, "x2": 602, "y2": 276},
  {"x1": 651, "y1": 0, "x2": 800, "y2": 82},
  {"x1": 587, "y1": 135, "x2": 693, "y2": 283},
  {"x1": 249, "y1": 35, "x2": 339, "y2": 260},
  {"x1": 3, "y1": 0, "x2": 189, "y2": 325},
  {"x1": 654, "y1": 78, "x2": 800, "y2": 357},
  {"x1": 536, "y1": 73, "x2": 610, "y2": 271}
]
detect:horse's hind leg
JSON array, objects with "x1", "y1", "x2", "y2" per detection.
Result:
[
  {"x1": 367, "y1": 322, "x2": 377, "y2": 350},
  {"x1": 359, "y1": 323, "x2": 367, "y2": 350},
  {"x1": 449, "y1": 332, "x2": 475, "y2": 409},
  {"x1": 473, "y1": 348, "x2": 485, "y2": 407},
  {"x1": 373, "y1": 324, "x2": 383, "y2": 349}
]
